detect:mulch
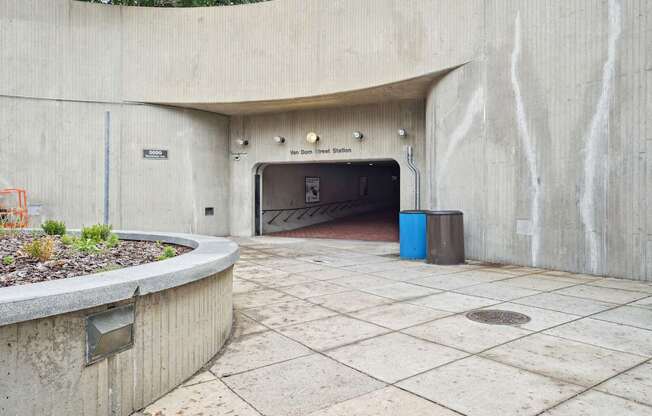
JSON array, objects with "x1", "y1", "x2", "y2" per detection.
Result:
[{"x1": 0, "y1": 232, "x2": 191, "y2": 288}]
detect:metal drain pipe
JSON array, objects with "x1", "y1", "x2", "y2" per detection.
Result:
[{"x1": 405, "y1": 145, "x2": 420, "y2": 209}]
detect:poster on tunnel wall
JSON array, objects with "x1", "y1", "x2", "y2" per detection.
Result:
[{"x1": 305, "y1": 177, "x2": 320, "y2": 204}]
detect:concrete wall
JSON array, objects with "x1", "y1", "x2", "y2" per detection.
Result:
[
  {"x1": 430, "y1": 0, "x2": 651, "y2": 281},
  {"x1": 229, "y1": 100, "x2": 426, "y2": 236},
  {"x1": 261, "y1": 163, "x2": 399, "y2": 233},
  {"x1": 0, "y1": 267, "x2": 233, "y2": 416},
  {"x1": 0, "y1": 98, "x2": 230, "y2": 234},
  {"x1": 1, "y1": 0, "x2": 651, "y2": 280}
]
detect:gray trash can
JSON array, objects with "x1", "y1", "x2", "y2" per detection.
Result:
[{"x1": 426, "y1": 210, "x2": 465, "y2": 265}]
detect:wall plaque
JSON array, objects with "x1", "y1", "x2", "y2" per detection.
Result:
[{"x1": 143, "y1": 149, "x2": 168, "y2": 160}]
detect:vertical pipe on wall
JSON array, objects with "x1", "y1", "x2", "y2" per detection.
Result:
[
  {"x1": 406, "y1": 145, "x2": 420, "y2": 209},
  {"x1": 103, "y1": 111, "x2": 110, "y2": 225}
]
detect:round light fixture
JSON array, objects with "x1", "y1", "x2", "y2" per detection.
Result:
[
  {"x1": 353, "y1": 131, "x2": 364, "y2": 140},
  {"x1": 398, "y1": 128, "x2": 407, "y2": 137},
  {"x1": 306, "y1": 132, "x2": 320, "y2": 143},
  {"x1": 273, "y1": 136, "x2": 285, "y2": 144},
  {"x1": 236, "y1": 139, "x2": 249, "y2": 146}
]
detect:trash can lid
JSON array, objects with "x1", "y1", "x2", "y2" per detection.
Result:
[
  {"x1": 401, "y1": 210, "x2": 463, "y2": 215},
  {"x1": 427, "y1": 210, "x2": 463, "y2": 216}
]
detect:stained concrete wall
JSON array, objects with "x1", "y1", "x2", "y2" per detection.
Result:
[
  {"x1": 0, "y1": 267, "x2": 233, "y2": 416},
  {"x1": 261, "y1": 163, "x2": 399, "y2": 233},
  {"x1": 0, "y1": 98, "x2": 230, "y2": 235},
  {"x1": 1, "y1": 0, "x2": 651, "y2": 280},
  {"x1": 430, "y1": 0, "x2": 651, "y2": 281}
]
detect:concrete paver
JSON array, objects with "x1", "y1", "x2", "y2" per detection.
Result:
[
  {"x1": 233, "y1": 288, "x2": 295, "y2": 309},
  {"x1": 277, "y1": 315, "x2": 390, "y2": 351},
  {"x1": 397, "y1": 356, "x2": 583, "y2": 416},
  {"x1": 595, "y1": 362, "x2": 652, "y2": 406},
  {"x1": 223, "y1": 354, "x2": 385, "y2": 416},
  {"x1": 543, "y1": 390, "x2": 652, "y2": 416},
  {"x1": 305, "y1": 386, "x2": 459, "y2": 416},
  {"x1": 482, "y1": 333, "x2": 647, "y2": 386},
  {"x1": 143, "y1": 376, "x2": 261, "y2": 416},
  {"x1": 407, "y1": 291, "x2": 500, "y2": 313},
  {"x1": 403, "y1": 314, "x2": 532, "y2": 353},
  {"x1": 361, "y1": 282, "x2": 441, "y2": 300},
  {"x1": 555, "y1": 285, "x2": 649, "y2": 304},
  {"x1": 325, "y1": 332, "x2": 467, "y2": 383},
  {"x1": 592, "y1": 305, "x2": 652, "y2": 330},
  {"x1": 241, "y1": 299, "x2": 337, "y2": 328},
  {"x1": 349, "y1": 302, "x2": 450, "y2": 330},
  {"x1": 211, "y1": 331, "x2": 311, "y2": 377},
  {"x1": 544, "y1": 318, "x2": 652, "y2": 357},
  {"x1": 513, "y1": 292, "x2": 616, "y2": 316},
  {"x1": 306, "y1": 290, "x2": 392, "y2": 312},
  {"x1": 454, "y1": 281, "x2": 542, "y2": 301},
  {"x1": 232, "y1": 312, "x2": 267, "y2": 338}
]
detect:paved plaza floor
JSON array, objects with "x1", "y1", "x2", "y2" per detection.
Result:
[{"x1": 142, "y1": 237, "x2": 652, "y2": 416}]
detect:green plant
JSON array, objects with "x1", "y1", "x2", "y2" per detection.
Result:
[
  {"x1": 106, "y1": 233, "x2": 119, "y2": 248},
  {"x1": 81, "y1": 224, "x2": 113, "y2": 242},
  {"x1": 61, "y1": 234, "x2": 75, "y2": 246},
  {"x1": 22, "y1": 237, "x2": 55, "y2": 262},
  {"x1": 73, "y1": 238, "x2": 100, "y2": 253},
  {"x1": 2, "y1": 255, "x2": 14, "y2": 266},
  {"x1": 157, "y1": 245, "x2": 176, "y2": 261},
  {"x1": 41, "y1": 220, "x2": 66, "y2": 236}
]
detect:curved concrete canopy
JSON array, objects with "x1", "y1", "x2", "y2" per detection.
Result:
[
  {"x1": 158, "y1": 70, "x2": 452, "y2": 114},
  {"x1": 0, "y1": 0, "x2": 481, "y2": 113},
  {"x1": 119, "y1": 0, "x2": 481, "y2": 111}
]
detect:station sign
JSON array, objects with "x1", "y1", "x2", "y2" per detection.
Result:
[{"x1": 143, "y1": 149, "x2": 168, "y2": 160}]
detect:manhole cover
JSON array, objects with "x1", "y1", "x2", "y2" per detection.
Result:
[{"x1": 466, "y1": 309, "x2": 531, "y2": 326}]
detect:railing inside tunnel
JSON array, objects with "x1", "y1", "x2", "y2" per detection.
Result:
[{"x1": 262, "y1": 198, "x2": 393, "y2": 226}]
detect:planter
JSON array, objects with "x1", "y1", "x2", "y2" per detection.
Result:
[{"x1": 0, "y1": 231, "x2": 238, "y2": 416}]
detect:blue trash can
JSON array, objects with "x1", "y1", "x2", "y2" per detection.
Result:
[{"x1": 399, "y1": 210, "x2": 428, "y2": 259}]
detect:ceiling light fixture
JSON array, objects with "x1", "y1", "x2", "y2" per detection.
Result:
[{"x1": 306, "y1": 132, "x2": 320, "y2": 143}]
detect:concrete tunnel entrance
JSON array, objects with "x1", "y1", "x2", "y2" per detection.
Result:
[{"x1": 255, "y1": 161, "x2": 400, "y2": 241}]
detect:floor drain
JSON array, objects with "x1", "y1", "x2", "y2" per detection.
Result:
[{"x1": 466, "y1": 309, "x2": 531, "y2": 326}]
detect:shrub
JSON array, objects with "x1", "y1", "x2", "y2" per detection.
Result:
[
  {"x1": 157, "y1": 245, "x2": 176, "y2": 261},
  {"x1": 106, "y1": 233, "x2": 119, "y2": 248},
  {"x1": 23, "y1": 237, "x2": 55, "y2": 262},
  {"x1": 73, "y1": 238, "x2": 100, "y2": 253},
  {"x1": 81, "y1": 224, "x2": 112, "y2": 242},
  {"x1": 61, "y1": 234, "x2": 75, "y2": 246},
  {"x1": 2, "y1": 255, "x2": 14, "y2": 266},
  {"x1": 41, "y1": 220, "x2": 66, "y2": 236}
]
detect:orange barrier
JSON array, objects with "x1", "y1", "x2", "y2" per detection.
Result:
[{"x1": 0, "y1": 188, "x2": 28, "y2": 228}]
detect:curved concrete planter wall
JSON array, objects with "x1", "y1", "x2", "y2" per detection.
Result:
[{"x1": 0, "y1": 231, "x2": 238, "y2": 416}]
